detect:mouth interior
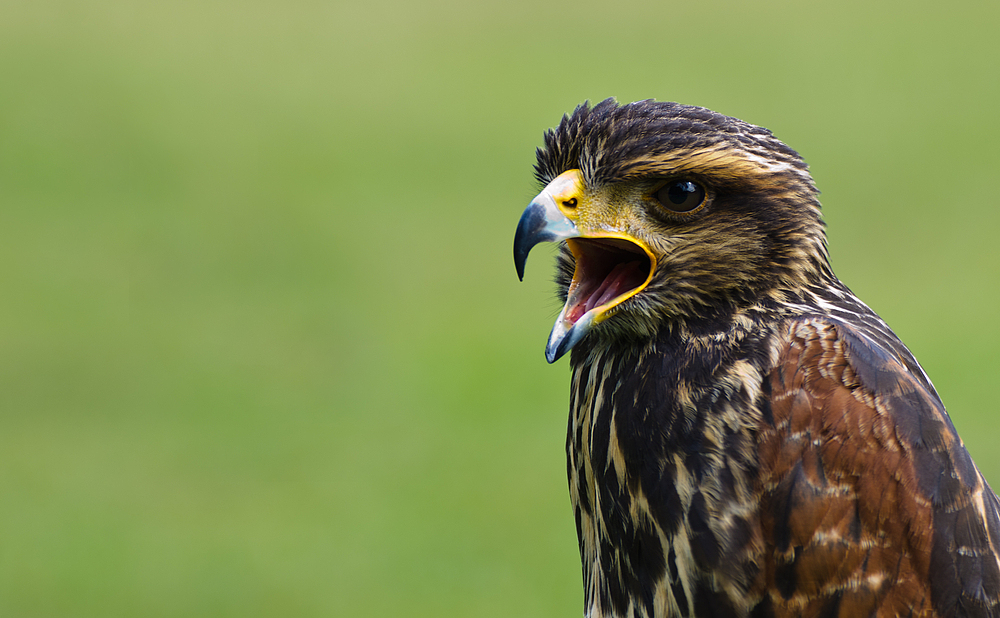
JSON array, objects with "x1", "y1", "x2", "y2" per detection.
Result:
[{"x1": 564, "y1": 238, "x2": 652, "y2": 325}]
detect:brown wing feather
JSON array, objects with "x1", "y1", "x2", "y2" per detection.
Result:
[{"x1": 757, "y1": 319, "x2": 1000, "y2": 618}]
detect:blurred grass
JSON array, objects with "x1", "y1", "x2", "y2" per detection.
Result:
[{"x1": 0, "y1": 0, "x2": 998, "y2": 615}]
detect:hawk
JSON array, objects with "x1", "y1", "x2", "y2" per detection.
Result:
[{"x1": 513, "y1": 99, "x2": 1000, "y2": 618}]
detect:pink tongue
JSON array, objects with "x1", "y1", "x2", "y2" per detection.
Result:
[{"x1": 578, "y1": 260, "x2": 642, "y2": 315}]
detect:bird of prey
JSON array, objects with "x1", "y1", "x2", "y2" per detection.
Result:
[{"x1": 513, "y1": 99, "x2": 1000, "y2": 618}]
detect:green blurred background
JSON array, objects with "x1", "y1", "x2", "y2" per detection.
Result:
[{"x1": 1, "y1": 0, "x2": 998, "y2": 615}]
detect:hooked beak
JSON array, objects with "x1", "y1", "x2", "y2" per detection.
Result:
[
  {"x1": 513, "y1": 170, "x2": 656, "y2": 363},
  {"x1": 513, "y1": 170, "x2": 581, "y2": 281}
]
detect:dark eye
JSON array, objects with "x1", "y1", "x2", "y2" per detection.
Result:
[{"x1": 655, "y1": 180, "x2": 706, "y2": 213}]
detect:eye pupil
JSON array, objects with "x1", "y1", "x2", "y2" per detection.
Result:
[
  {"x1": 668, "y1": 181, "x2": 695, "y2": 204},
  {"x1": 656, "y1": 180, "x2": 705, "y2": 213}
]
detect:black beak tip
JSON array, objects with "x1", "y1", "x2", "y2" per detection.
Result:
[
  {"x1": 545, "y1": 346, "x2": 562, "y2": 364},
  {"x1": 513, "y1": 208, "x2": 541, "y2": 281},
  {"x1": 513, "y1": 243, "x2": 528, "y2": 281},
  {"x1": 513, "y1": 196, "x2": 575, "y2": 282}
]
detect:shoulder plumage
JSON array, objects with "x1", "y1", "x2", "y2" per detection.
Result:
[{"x1": 758, "y1": 317, "x2": 1000, "y2": 617}]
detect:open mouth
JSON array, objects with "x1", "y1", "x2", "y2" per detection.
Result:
[
  {"x1": 511, "y1": 173, "x2": 659, "y2": 362},
  {"x1": 563, "y1": 237, "x2": 655, "y2": 325}
]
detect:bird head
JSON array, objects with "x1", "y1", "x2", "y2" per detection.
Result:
[{"x1": 514, "y1": 99, "x2": 831, "y2": 362}]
